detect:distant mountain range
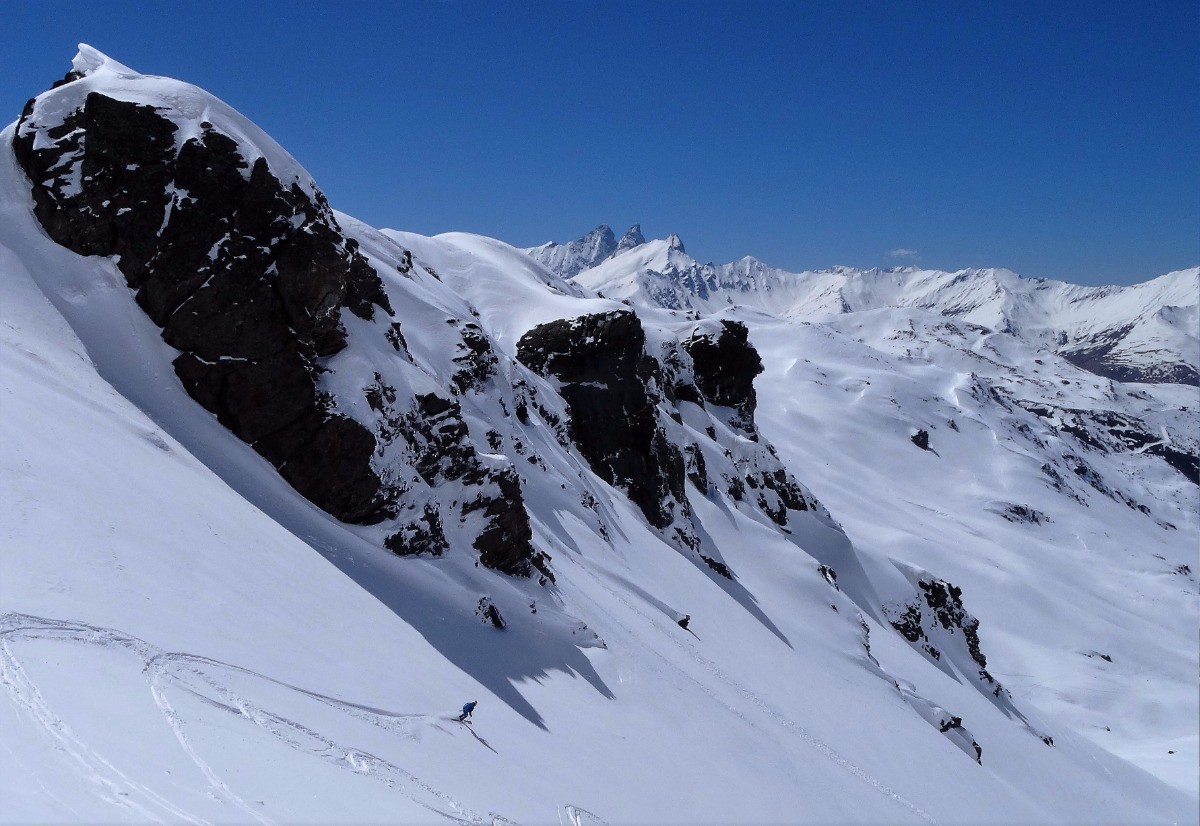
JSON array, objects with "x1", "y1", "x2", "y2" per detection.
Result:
[{"x1": 528, "y1": 225, "x2": 1199, "y2": 385}]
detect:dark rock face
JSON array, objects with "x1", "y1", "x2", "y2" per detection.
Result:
[
  {"x1": 1001, "y1": 504, "x2": 1050, "y2": 525},
  {"x1": 911, "y1": 429, "x2": 930, "y2": 450},
  {"x1": 462, "y1": 468, "x2": 537, "y2": 576},
  {"x1": 406, "y1": 394, "x2": 480, "y2": 485},
  {"x1": 1062, "y1": 332, "x2": 1199, "y2": 386},
  {"x1": 684, "y1": 444, "x2": 708, "y2": 492},
  {"x1": 452, "y1": 322, "x2": 498, "y2": 394},
  {"x1": 14, "y1": 88, "x2": 396, "y2": 524},
  {"x1": 507, "y1": 310, "x2": 816, "y2": 547},
  {"x1": 476, "y1": 597, "x2": 506, "y2": 630},
  {"x1": 392, "y1": 393, "x2": 537, "y2": 576},
  {"x1": 744, "y1": 467, "x2": 809, "y2": 526},
  {"x1": 682, "y1": 321, "x2": 763, "y2": 427},
  {"x1": 886, "y1": 576, "x2": 1009, "y2": 705},
  {"x1": 385, "y1": 503, "x2": 448, "y2": 557},
  {"x1": 921, "y1": 579, "x2": 995, "y2": 687},
  {"x1": 517, "y1": 311, "x2": 687, "y2": 529}
]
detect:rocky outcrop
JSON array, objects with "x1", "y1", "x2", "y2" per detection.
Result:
[
  {"x1": 379, "y1": 392, "x2": 537, "y2": 576},
  {"x1": 462, "y1": 468, "x2": 538, "y2": 577},
  {"x1": 452, "y1": 322, "x2": 499, "y2": 394},
  {"x1": 385, "y1": 503, "x2": 448, "y2": 558},
  {"x1": 682, "y1": 321, "x2": 763, "y2": 430},
  {"x1": 517, "y1": 309, "x2": 824, "y2": 554},
  {"x1": 475, "y1": 596, "x2": 506, "y2": 630},
  {"x1": 1017, "y1": 400, "x2": 1199, "y2": 486},
  {"x1": 14, "y1": 86, "x2": 395, "y2": 524},
  {"x1": 886, "y1": 577, "x2": 1002, "y2": 697},
  {"x1": 1001, "y1": 504, "x2": 1050, "y2": 524},
  {"x1": 517, "y1": 311, "x2": 687, "y2": 529}
]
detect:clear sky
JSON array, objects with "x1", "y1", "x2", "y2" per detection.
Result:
[{"x1": 4, "y1": 1, "x2": 1197, "y2": 285}]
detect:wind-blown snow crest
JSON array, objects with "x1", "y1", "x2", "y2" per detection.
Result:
[{"x1": 22, "y1": 44, "x2": 320, "y2": 198}]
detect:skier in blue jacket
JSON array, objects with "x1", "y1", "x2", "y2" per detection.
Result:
[{"x1": 458, "y1": 700, "x2": 477, "y2": 722}]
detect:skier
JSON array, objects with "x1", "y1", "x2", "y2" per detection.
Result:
[{"x1": 457, "y1": 700, "x2": 477, "y2": 722}]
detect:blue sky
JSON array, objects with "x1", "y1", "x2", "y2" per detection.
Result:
[{"x1": 4, "y1": 2, "x2": 1197, "y2": 285}]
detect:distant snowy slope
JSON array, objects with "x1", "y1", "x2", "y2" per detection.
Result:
[
  {"x1": 554, "y1": 229, "x2": 1199, "y2": 385},
  {"x1": 745, "y1": 308, "x2": 1199, "y2": 794}
]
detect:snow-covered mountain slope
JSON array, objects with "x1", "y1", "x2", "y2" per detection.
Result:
[
  {"x1": 456, "y1": 228, "x2": 1200, "y2": 795},
  {"x1": 1, "y1": 47, "x2": 1196, "y2": 824},
  {"x1": 747, "y1": 309, "x2": 1199, "y2": 793},
  {"x1": 555, "y1": 228, "x2": 1199, "y2": 385}
]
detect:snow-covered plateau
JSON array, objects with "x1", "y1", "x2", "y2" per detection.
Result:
[{"x1": 2, "y1": 46, "x2": 1196, "y2": 824}]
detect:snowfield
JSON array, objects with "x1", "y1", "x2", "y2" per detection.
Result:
[{"x1": 1, "y1": 46, "x2": 1196, "y2": 824}]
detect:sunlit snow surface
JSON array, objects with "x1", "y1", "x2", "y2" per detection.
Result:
[
  {"x1": 570, "y1": 228, "x2": 1200, "y2": 798},
  {"x1": 1, "y1": 46, "x2": 1196, "y2": 824}
]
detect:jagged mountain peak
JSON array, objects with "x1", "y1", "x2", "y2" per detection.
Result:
[
  {"x1": 524, "y1": 221, "x2": 654, "y2": 279},
  {"x1": 582, "y1": 222, "x2": 615, "y2": 242},
  {"x1": 524, "y1": 223, "x2": 617, "y2": 279},
  {"x1": 615, "y1": 223, "x2": 645, "y2": 253}
]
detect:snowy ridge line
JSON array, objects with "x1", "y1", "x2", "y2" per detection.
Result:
[
  {"x1": 564, "y1": 565, "x2": 941, "y2": 825},
  {"x1": 0, "y1": 613, "x2": 518, "y2": 826}
]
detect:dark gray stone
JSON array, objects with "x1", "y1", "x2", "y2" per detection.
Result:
[
  {"x1": 517, "y1": 311, "x2": 686, "y2": 529},
  {"x1": 14, "y1": 90, "x2": 394, "y2": 525}
]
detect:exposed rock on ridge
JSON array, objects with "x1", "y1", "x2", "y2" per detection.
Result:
[
  {"x1": 14, "y1": 88, "x2": 396, "y2": 523},
  {"x1": 11, "y1": 57, "x2": 542, "y2": 579},
  {"x1": 517, "y1": 310, "x2": 687, "y2": 530},
  {"x1": 517, "y1": 311, "x2": 820, "y2": 555},
  {"x1": 683, "y1": 320, "x2": 763, "y2": 429}
]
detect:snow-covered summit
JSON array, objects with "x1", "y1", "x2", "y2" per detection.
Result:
[{"x1": 21, "y1": 44, "x2": 321, "y2": 200}]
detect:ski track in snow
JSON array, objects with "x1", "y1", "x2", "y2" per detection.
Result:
[
  {"x1": 0, "y1": 729, "x2": 90, "y2": 820},
  {"x1": 568, "y1": 562, "x2": 941, "y2": 825},
  {"x1": 0, "y1": 613, "x2": 518, "y2": 825},
  {"x1": 0, "y1": 631, "x2": 201, "y2": 824},
  {"x1": 558, "y1": 803, "x2": 607, "y2": 825}
]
